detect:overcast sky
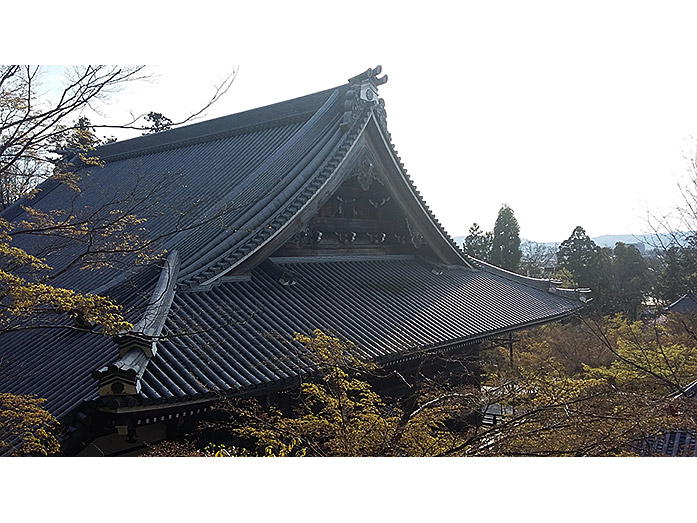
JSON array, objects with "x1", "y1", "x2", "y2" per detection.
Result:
[{"x1": 20, "y1": 2, "x2": 697, "y2": 243}]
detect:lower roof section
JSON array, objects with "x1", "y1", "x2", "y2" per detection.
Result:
[
  {"x1": 0, "y1": 255, "x2": 585, "y2": 424},
  {"x1": 140, "y1": 256, "x2": 584, "y2": 402}
]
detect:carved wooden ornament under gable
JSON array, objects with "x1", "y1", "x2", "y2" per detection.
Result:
[
  {"x1": 356, "y1": 158, "x2": 377, "y2": 191},
  {"x1": 276, "y1": 147, "x2": 435, "y2": 258}
]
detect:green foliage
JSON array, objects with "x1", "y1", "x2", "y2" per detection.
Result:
[
  {"x1": 235, "y1": 330, "x2": 397, "y2": 457},
  {"x1": 209, "y1": 330, "x2": 481, "y2": 457},
  {"x1": 583, "y1": 314, "x2": 697, "y2": 393},
  {"x1": 146, "y1": 319, "x2": 697, "y2": 457},
  {"x1": 550, "y1": 267, "x2": 577, "y2": 288},
  {"x1": 557, "y1": 226, "x2": 600, "y2": 287},
  {"x1": 557, "y1": 228, "x2": 652, "y2": 317},
  {"x1": 463, "y1": 222, "x2": 492, "y2": 261},
  {"x1": 143, "y1": 112, "x2": 173, "y2": 135},
  {"x1": 654, "y1": 237, "x2": 697, "y2": 304},
  {"x1": 607, "y1": 243, "x2": 652, "y2": 319},
  {"x1": 0, "y1": 393, "x2": 60, "y2": 456},
  {"x1": 0, "y1": 179, "x2": 137, "y2": 335},
  {"x1": 480, "y1": 316, "x2": 697, "y2": 456},
  {"x1": 489, "y1": 204, "x2": 521, "y2": 272}
]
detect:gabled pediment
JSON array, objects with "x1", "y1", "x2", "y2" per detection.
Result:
[
  {"x1": 173, "y1": 68, "x2": 468, "y2": 292},
  {"x1": 274, "y1": 152, "x2": 444, "y2": 260},
  {"x1": 187, "y1": 126, "x2": 471, "y2": 292}
]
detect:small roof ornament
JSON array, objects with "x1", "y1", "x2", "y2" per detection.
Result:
[{"x1": 348, "y1": 65, "x2": 388, "y2": 103}]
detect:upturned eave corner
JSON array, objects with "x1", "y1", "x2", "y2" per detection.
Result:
[
  {"x1": 549, "y1": 284, "x2": 592, "y2": 304},
  {"x1": 466, "y1": 255, "x2": 591, "y2": 304}
]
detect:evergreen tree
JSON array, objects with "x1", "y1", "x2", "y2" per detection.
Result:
[
  {"x1": 143, "y1": 112, "x2": 174, "y2": 134},
  {"x1": 557, "y1": 226, "x2": 599, "y2": 287},
  {"x1": 610, "y1": 242, "x2": 651, "y2": 319},
  {"x1": 463, "y1": 222, "x2": 492, "y2": 261},
  {"x1": 654, "y1": 236, "x2": 697, "y2": 303},
  {"x1": 489, "y1": 204, "x2": 521, "y2": 272},
  {"x1": 555, "y1": 227, "x2": 652, "y2": 316}
]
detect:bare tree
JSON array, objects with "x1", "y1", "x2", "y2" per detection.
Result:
[
  {"x1": 520, "y1": 240, "x2": 557, "y2": 278},
  {"x1": 0, "y1": 65, "x2": 237, "y2": 209}
]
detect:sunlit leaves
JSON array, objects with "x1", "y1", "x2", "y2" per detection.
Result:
[
  {"x1": 215, "y1": 330, "x2": 482, "y2": 457},
  {"x1": 0, "y1": 393, "x2": 59, "y2": 456},
  {"x1": 480, "y1": 317, "x2": 697, "y2": 456}
]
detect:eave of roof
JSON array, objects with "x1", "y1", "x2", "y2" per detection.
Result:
[
  {"x1": 116, "y1": 256, "x2": 585, "y2": 405},
  {"x1": 666, "y1": 291, "x2": 697, "y2": 313}
]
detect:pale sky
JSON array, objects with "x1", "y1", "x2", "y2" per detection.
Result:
[{"x1": 16, "y1": 2, "x2": 697, "y2": 243}]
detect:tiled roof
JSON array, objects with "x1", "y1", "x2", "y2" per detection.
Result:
[
  {"x1": 643, "y1": 430, "x2": 697, "y2": 456},
  {"x1": 131, "y1": 256, "x2": 584, "y2": 406},
  {"x1": 0, "y1": 67, "x2": 588, "y2": 436},
  {"x1": 2, "y1": 85, "x2": 350, "y2": 295},
  {"x1": 666, "y1": 291, "x2": 697, "y2": 314},
  {"x1": 0, "y1": 271, "x2": 157, "y2": 419}
]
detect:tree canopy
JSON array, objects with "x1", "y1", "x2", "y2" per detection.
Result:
[
  {"x1": 489, "y1": 204, "x2": 521, "y2": 271},
  {"x1": 463, "y1": 222, "x2": 492, "y2": 261},
  {"x1": 556, "y1": 226, "x2": 599, "y2": 285},
  {"x1": 142, "y1": 319, "x2": 697, "y2": 457}
]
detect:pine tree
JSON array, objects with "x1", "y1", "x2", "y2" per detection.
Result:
[
  {"x1": 463, "y1": 222, "x2": 492, "y2": 261},
  {"x1": 489, "y1": 205, "x2": 521, "y2": 272}
]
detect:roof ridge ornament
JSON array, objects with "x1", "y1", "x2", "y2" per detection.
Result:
[
  {"x1": 348, "y1": 65, "x2": 388, "y2": 102},
  {"x1": 342, "y1": 66, "x2": 388, "y2": 129},
  {"x1": 92, "y1": 251, "x2": 180, "y2": 397}
]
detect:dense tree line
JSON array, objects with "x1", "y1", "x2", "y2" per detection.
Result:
[{"x1": 462, "y1": 205, "x2": 697, "y2": 319}]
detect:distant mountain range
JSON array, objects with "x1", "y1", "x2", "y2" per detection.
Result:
[{"x1": 452, "y1": 233, "x2": 689, "y2": 251}]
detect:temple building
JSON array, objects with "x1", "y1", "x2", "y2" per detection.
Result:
[{"x1": 0, "y1": 67, "x2": 589, "y2": 455}]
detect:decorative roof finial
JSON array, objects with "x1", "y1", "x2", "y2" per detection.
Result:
[
  {"x1": 342, "y1": 66, "x2": 389, "y2": 129},
  {"x1": 348, "y1": 66, "x2": 388, "y2": 103}
]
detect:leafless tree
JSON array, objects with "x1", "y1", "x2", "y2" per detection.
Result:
[
  {"x1": 0, "y1": 65, "x2": 237, "y2": 209},
  {"x1": 520, "y1": 240, "x2": 557, "y2": 278}
]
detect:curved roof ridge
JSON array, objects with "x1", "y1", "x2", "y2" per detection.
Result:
[
  {"x1": 368, "y1": 113, "x2": 471, "y2": 267},
  {"x1": 92, "y1": 86, "x2": 342, "y2": 162},
  {"x1": 184, "y1": 99, "x2": 377, "y2": 288},
  {"x1": 174, "y1": 87, "x2": 349, "y2": 284}
]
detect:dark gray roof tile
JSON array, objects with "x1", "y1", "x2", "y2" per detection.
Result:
[
  {"x1": 136, "y1": 257, "x2": 583, "y2": 402},
  {"x1": 0, "y1": 69, "x2": 587, "y2": 430}
]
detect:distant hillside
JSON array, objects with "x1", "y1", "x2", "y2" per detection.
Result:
[
  {"x1": 590, "y1": 233, "x2": 687, "y2": 249},
  {"x1": 451, "y1": 233, "x2": 691, "y2": 252}
]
